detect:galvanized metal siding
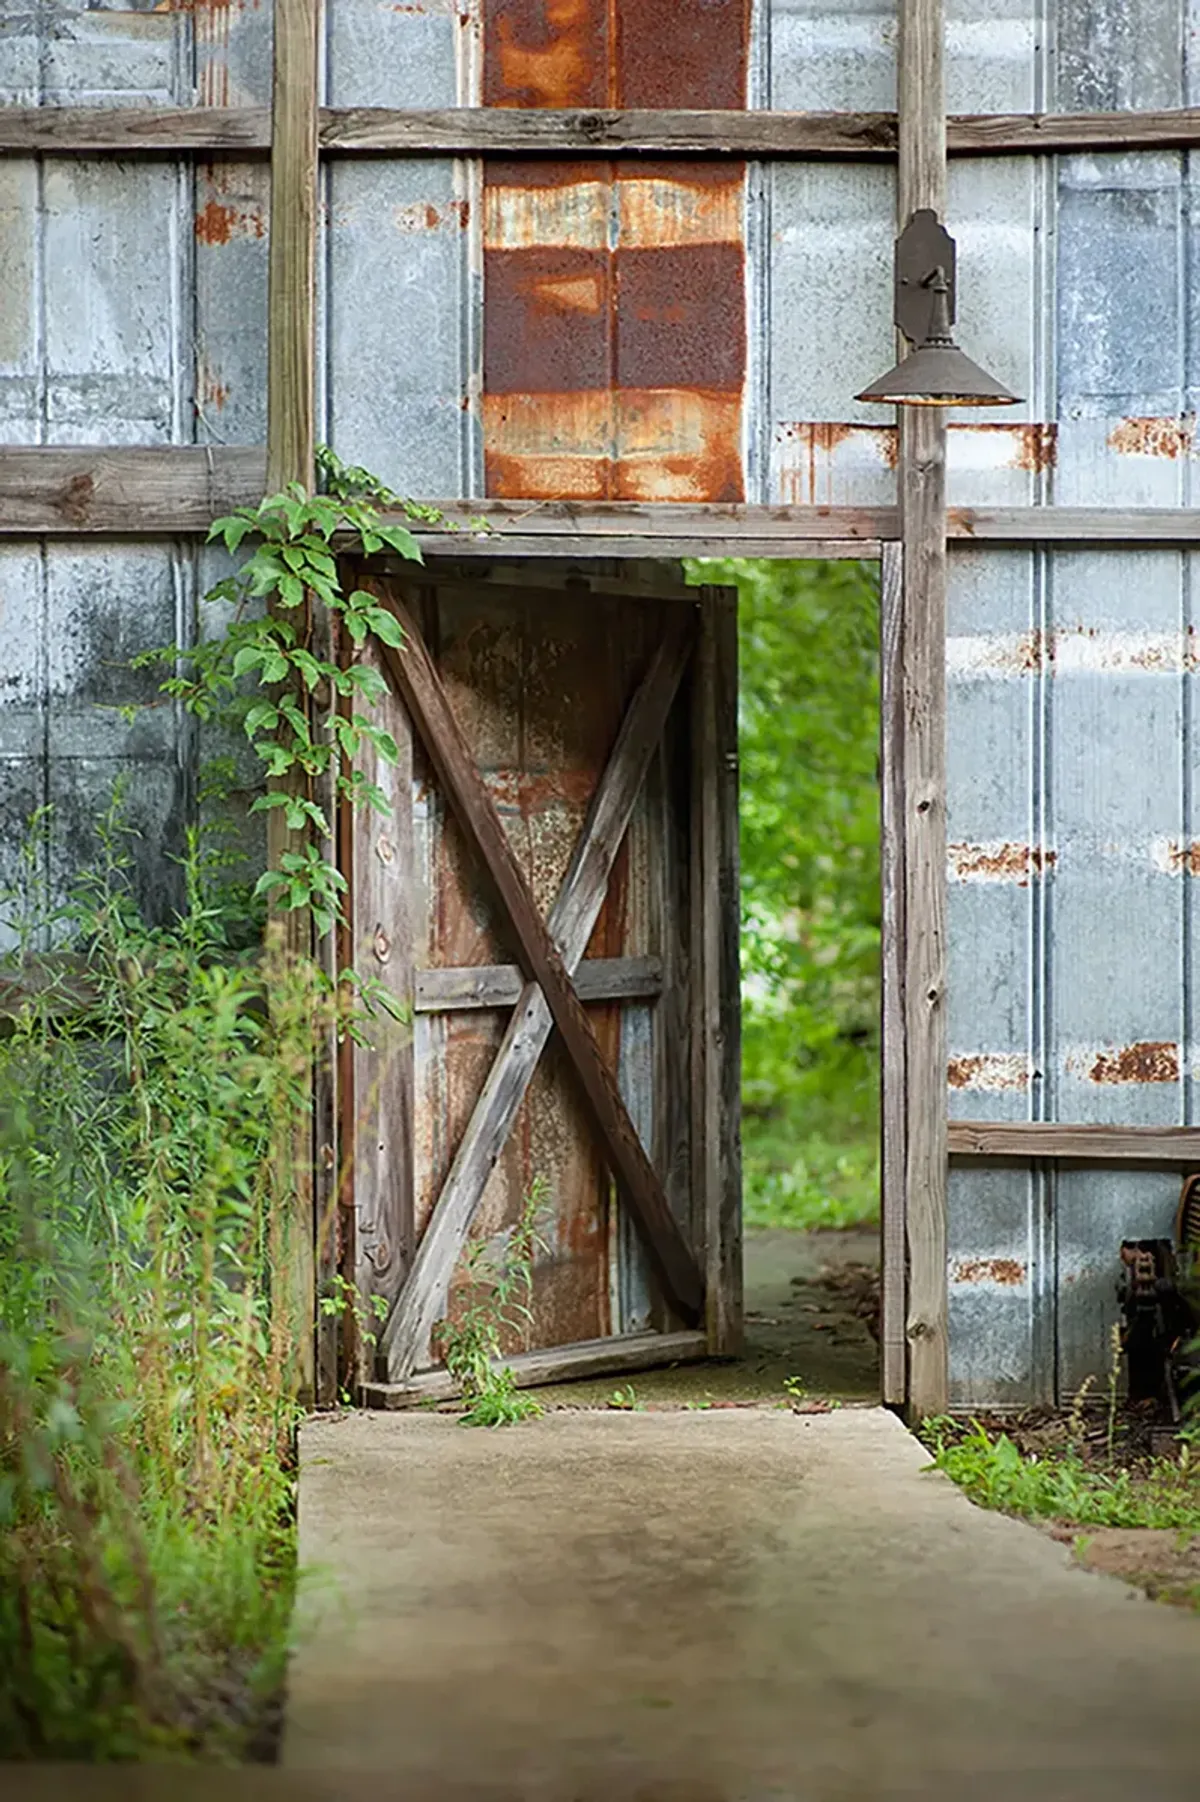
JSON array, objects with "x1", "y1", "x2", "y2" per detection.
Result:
[
  {"x1": 940, "y1": 1, "x2": 1200, "y2": 1403},
  {"x1": 1, "y1": 3, "x2": 201, "y2": 943}
]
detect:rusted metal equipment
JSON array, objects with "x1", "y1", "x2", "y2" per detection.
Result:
[{"x1": 1115, "y1": 1178, "x2": 1200, "y2": 1422}]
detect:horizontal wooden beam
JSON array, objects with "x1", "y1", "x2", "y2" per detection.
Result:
[
  {"x1": 361, "y1": 1329, "x2": 709, "y2": 1408},
  {"x1": 0, "y1": 106, "x2": 272, "y2": 153},
  {"x1": 949, "y1": 1121, "x2": 1200, "y2": 1163},
  {"x1": 5, "y1": 105, "x2": 1200, "y2": 161},
  {"x1": 7, "y1": 455, "x2": 1200, "y2": 550},
  {"x1": 413, "y1": 955, "x2": 662, "y2": 1014},
  {"x1": 947, "y1": 506, "x2": 1200, "y2": 544},
  {"x1": 0, "y1": 447, "x2": 266, "y2": 534}
]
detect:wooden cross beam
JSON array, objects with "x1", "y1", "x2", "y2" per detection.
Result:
[{"x1": 353, "y1": 580, "x2": 705, "y2": 1378}]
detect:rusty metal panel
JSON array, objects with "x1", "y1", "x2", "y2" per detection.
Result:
[{"x1": 481, "y1": 5, "x2": 749, "y2": 500}]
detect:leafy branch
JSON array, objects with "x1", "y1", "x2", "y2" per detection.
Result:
[{"x1": 134, "y1": 453, "x2": 432, "y2": 944}]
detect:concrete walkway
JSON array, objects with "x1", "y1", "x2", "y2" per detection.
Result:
[{"x1": 284, "y1": 1408, "x2": 1200, "y2": 1801}]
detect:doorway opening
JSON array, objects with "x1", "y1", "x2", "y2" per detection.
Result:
[
  {"x1": 345, "y1": 551, "x2": 884, "y2": 1411},
  {"x1": 685, "y1": 555, "x2": 883, "y2": 1408}
]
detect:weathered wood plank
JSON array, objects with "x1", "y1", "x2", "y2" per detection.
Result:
[
  {"x1": 946, "y1": 508, "x2": 1200, "y2": 543},
  {"x1": 947, "y1": 108, "x2": 1200, "y2": 155},
  {"x1": 7, "y1": 104, "x2": 1200, "y2": 161},
  {"x1": 319, "y1": 106, "x2": 896, "y2": 156},
  {"x1": 374, "y1": 593, "x2": 702, "y2": 1378},
  {"x1": 416, "y1": 536, "x2": 888, "y2": 561},
  {"x1": 879, "y1": 542, "x2": 907, "y2": 1407},
  {"x1": 0, "y1": 106, "x2": 272, "y2": 152},
  {"x1": 0, "y1": 447, "x2": 266, "y2": 534},
  {"x1": 712, "y1": 589, "x2": 743, "y2": 1353},
  {"x1": 949, "y1": 1122, "x2": 1200, "y2": 1162},
  {"x1": 348, "y1": 641, "x2": 415, "y2": 1384},
  {"x1": 401, "y1": 502, "x2": 892, "y2": 542},
  {"x1": 265, "y1": 0, "x2": 321, "y2": 1403},
  {"x1": 413, "y1": 955, "x2": 664, "y2": 1013},
  {"x1": 11, "y1": 455, "x2": 1200, "y2": 550},
  {"x1": 362, "y1": 1329, "x2": 708, "y2": 1408},
  {"x1": 266, "y1": 0, "x2": 319, "y2": 495},
  {"x1": 691, "y1": 590, "x2": 743, "y2": 1359},
  {"x1": 898, "y1": 0, "x2": 949, "y2": 1422}
]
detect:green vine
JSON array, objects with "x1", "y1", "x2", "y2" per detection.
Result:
[{"x1": 135, "y1": 449, "x2": 439, "y2": 948}]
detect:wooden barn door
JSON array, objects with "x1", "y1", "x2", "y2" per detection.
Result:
[{"x1": 336, "y1": 561, "x2": 740, "y2": 1404}]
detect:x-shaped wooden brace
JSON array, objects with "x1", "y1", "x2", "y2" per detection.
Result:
[{"x1": 352, "y1": 576, "x2": 705, "y2": 1382}]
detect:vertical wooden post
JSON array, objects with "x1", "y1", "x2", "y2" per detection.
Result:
[
  {"x1": 692, "y1": 588, "x2": 743, "y2": 1356},
  {"x1": 266, "y1": 0, "x2": 319, "y2": 496},
  {"x1": 266, "y1": 0, "x2": 321, "y2": 1400},
  {"x1": 879, "y1": 541, "x2": 908, "y2": 1405},
  {"x1": 897, "y1": 0, "x2": 949, "y2": 1417}
]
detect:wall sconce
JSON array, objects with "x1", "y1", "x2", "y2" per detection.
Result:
[{"x1": 857, "y1": 209, "x2": 1020, "y2": 408}]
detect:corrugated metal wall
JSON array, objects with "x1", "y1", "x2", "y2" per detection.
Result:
[{"x1": 3, "y1": 0, "x2": 1197, "y2": 1400}]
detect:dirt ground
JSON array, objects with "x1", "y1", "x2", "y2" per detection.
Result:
[
  {"x1": 1045, "y1": 1526, "x2": 1200, "y2": 1607},
  {"x1": 937, "y1": 1408, "x2": 1200, "y2": 1611},
  {"x1": 520, "y1": 1225, "x2": 881, "y2": 1410}
]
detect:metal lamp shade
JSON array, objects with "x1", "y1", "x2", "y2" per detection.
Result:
[{"x1": 857, "y1": 341, "x2": 1021, "y2": 407}]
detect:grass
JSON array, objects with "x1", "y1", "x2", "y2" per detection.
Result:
[
  {"x1": 0, "y1": 804, "x2": 340, "y2": 1759},
  {"x1": 743, "y1": 1121, "x2": 879, "y2": 1231},
  {"x1": 742, "y1": 1049, "x2": 879, "y2": 1232},
  {"x1": 434, "y1": 1179, "x2": 549, "y2": 1428},
  {"x1": 923, "y1": 1417, "x2": 1200, "y2": 1535}
]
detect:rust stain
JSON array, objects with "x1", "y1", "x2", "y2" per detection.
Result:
[
  {"x1": 194, "y1": 199, "x2": 265, "y2": 245},
  {"x1": 1016, "y1": 421, "x2": 1058, "y2": 472},
  {"x1": 199, "y1": 369, "x2": 229, "y2": 412},
  {"x1": 945, "y1": 630, "x2": 1054, "y2": 678},
  {"x1": 486, "y1": 248, "x2": 611, "y2": 393},
  {"x1": 617, "y1": 0, "x2": 751, "y2": 109},
  {"x1": 952, "y1": 1258, "x2": 1027, "y2": 1287},
  {"x1": 483, "y1": 388, "x2": 742, "y2": 501},
  {"x1": 947, "y1": 1053, "x2": 1030, "y2": 1092},
  {"x1": 1107, "y1": 415, "x2": 1196, "y2": 459},
  {"x1": 1088, "y1": 1041, "x2": 1179, "y2": 1085},
  {"x1": 618, "y1": 170, "x2": 744, "y2": 248},
  {"x1": 618, "y1": 242, "x2": 746, "y2": 387},
  {"x1": 949, "y1": 421, "x2": 1058, "y2": 473},
  {"x1": 485, "y1": 176, "x2": 609, "y2": 251},
  {"x1": 775, "y1": 423, "x2": 896, "y2": 504},
  {"x1": 487, "y1": 0, "x2": 607, "y2": 108},
  {"x1": 1156, "y1": 839, "x2": 1200, "y2": 875},
  {"x1": 57, "y1": 473, "x2": 94, "y2": 528},
  {"x1": 947, "y1": 842, "x2": 1056, "y2": 886}
]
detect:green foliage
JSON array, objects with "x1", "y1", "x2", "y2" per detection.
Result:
[
  {"x1": 133, "y1": 460, "x2": 424, "y2": 940},
  {"x1": 607, "y1": 1385, "x2": 645, "y2": 1412},
  {"x1": 0, "y1": 450, "x2": 436, "y2": 1756},
  {"x1": 0, "y1": 810, "x2": 331, "y2": 1758},
  {"x1": 923, "y1": 1419, "x2": 1200, "y2": 1532},
  {"x1": 687, "y1": 559, "x2": 881, "y2": 1229},
  {"x1": 435, "y1": 1179, "x2": 550, "y2": 1428}
]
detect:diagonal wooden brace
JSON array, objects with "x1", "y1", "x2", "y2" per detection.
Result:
[{"x1": 364, "y1": 582, "x2": 704, "y2": 1372}]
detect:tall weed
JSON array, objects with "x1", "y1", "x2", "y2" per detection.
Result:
[{"x1": 0, "y1": 805, "x2": 327, "y2": 1758}]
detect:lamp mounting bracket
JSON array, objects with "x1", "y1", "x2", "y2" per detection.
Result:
[{"x1": 896, "y1": 210, "x2": 957, "y2": 347}]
